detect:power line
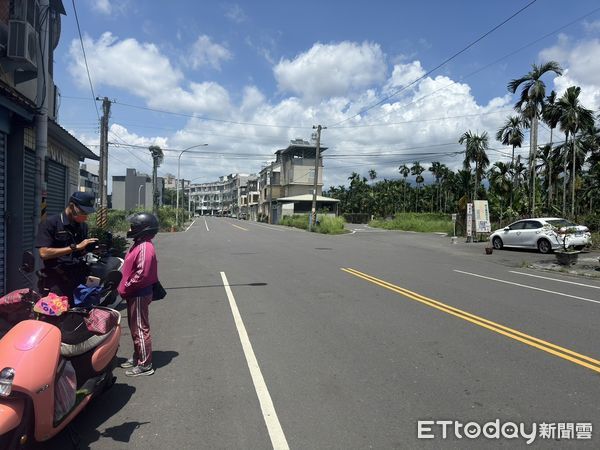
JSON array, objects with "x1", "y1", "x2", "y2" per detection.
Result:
[
  {"x1": 71, "y1": 0, "x2": 100, "y2": 120},
  {"x1": 358, "y1": 5, "x2": 600, "y2": 127},
  {"x1": 330, "y1": 0, "x2": 538, "y2": 127},
  {"x1": 113, "y1": 101, "x2": 311, "y2": 129}
]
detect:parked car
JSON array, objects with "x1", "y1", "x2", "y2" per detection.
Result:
[{"x1": 490, "y1": 217, "x2": 592, "y2": 254}]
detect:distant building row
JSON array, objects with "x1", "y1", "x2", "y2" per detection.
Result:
[{"x1": 99, "y1": 139, "x2": 339, "y2": 223}]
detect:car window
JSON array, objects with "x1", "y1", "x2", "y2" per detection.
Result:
[
  {"x1": 525, "y1": 221, "x2": 542, "y2": 229},
  {"x1": 509, "y1": 221, "x2": 526, "y2": 230},
  {"x1": 546, "y1": 219, "x2": 575, "y2": 228}
]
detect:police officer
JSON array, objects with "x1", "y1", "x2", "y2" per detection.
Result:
[{"x1": 35, "y1": 192, "x2": 99, "y2": 300}]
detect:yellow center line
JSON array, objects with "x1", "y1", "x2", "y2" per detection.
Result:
[
  {"x1": 341, "y1": 267, "x2": 600, "y2": 374},
  {"x1": 230, "y1": 223, "x2": 248, "y2": 231}
]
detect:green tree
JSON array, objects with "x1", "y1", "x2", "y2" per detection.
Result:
[
  {"x1": 410, "y1": 161, "x2": 425, "y2": 212},
  {"x1": 541, "y1": 90, "x2": 562, "y2": 210},
  {"x1": 556, "y1": 86, "x2": 595, "y2": 216},
  {"x1": 459, "y1": 130, "x2": 490, "y2": 203},
  {"x1": 508, "y1": 61, "x2": 563, "y2": 214},
  {"x1": 496, "y1": 115, "x2": 525, "y2": 207},
  {"x1": 399, "y1": 164, "x2": 411, "y2": 212}
]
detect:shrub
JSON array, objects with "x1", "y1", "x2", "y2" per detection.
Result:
[
  {"x1": 280, "y1": 215, "x2": 309, "y2": 230},
  {"x1": 315, "y1": 216, "x2": 346, "y2": 234},
  {"x1": 370, "y1": 212, "x2": 453, "y2": 234}
]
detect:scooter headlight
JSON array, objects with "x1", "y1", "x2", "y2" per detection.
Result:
[{"x1": 0, "y1": 367, "x2": 15, "y2": 397}]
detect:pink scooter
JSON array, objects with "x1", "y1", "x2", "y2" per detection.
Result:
[{"x1": 0, "y1": 253, "x2": 122, "y2": 448}]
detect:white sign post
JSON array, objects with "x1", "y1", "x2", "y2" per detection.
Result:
[
  {"x1": 451, "y1": 213, "x2": 458, "y2": 244},
  {"x1": 474, "y1": 200, "x2": 491, "y2": 233},
  {"x1": 466, "y1": 203, "x2": 473, "y2": 241}
]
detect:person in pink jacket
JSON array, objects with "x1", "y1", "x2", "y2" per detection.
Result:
[{"x1": 117, "y1": 213, "x2": 159, "y2": 377}]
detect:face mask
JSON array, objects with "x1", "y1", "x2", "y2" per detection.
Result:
[{"x1": 74, "y1": 215, "x2": 88, "y2": 223}]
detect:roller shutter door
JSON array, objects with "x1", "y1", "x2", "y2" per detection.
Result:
[
  {"x1": 46, "y1": 159, "x2": 67, "y2": 215},
  {"x1": 22, "y1": 149, "x2": 36, "y2": 254}
]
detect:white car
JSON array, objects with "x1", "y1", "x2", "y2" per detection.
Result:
[{"x1": 490, "y1": 217, "x2": 592, "y2": 254}]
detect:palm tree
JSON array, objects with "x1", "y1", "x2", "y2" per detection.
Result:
[
  {"x1": 428, "y1": 161, "x2": 445, "y2": 212},
  {"x1": 495, "y1": 115, "x2": 525, "y2": 207},
  {"x1": 557, "y1": 86, "x2": 595, "y2": 216},
  {"x1": 541, "y1": 90, "x2": 561, "y2": 210},
  {"x1": 488, "y1": 161, "x2": 512, "y2": 219},
  {"x1": 508, "y1": 61, "x2": 563, "y2": 215},
  {"x1": 459, "y1": 130, "x2": 490, "y2": 203},
  {"x1": 399, "y1": 164, "x2": 410, "y2": 212},
  {"x1": 410, "y1": 161, "x2": 425, "y2": 212}
]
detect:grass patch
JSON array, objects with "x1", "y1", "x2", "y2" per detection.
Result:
[
  {"x1": 370, "y1": 212, "x2": 453, "y2": 234},
  {"x1": 315, "y1": 216, "x2": 346, "y2": 234},
  {"x1": 591, "y1": 232, "x2": 600, "y2": 250},
  {"x1": 279, "y1": 215, "x2": 347, "y2": 234}
]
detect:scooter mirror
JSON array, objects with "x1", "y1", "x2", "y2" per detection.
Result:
[{"x1": 21, "y1": 251, "x2": 35, "y2": 273}]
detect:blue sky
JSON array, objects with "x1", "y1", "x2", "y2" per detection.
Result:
[{"x1": 53, "y1": 0, "x2": 600, "y2": 190}]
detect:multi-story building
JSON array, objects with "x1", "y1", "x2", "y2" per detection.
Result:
[
  {"x1": 79, "y1": 163, "x2": 99, "y2": 199},
  {"x1": 111, "y1": 168, "x2": 163, "y2": 211},
  {"x1": 188, "y1": 139, "x2": 336, "y2": 224},
  {"x1": 189, "y1": 173, "x2": 250, "y2": 217},
  {"x1": 258, "y1": 139, "x2": 328, "y2": 223}
]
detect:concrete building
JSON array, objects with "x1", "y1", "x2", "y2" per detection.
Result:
[
  {"x1": 1, "y1": 0, "x2": 100, "y2": 292},
  {"x1": 79, "y1": 163, "x2": 99, "y2": 199},
  {"x1": 188, "y1": 173, "x2": 248, "y2": 217},
  {"x1": 258, "y1": 139, "x2": 328, "y2": 224},
  {"x1": 111, "y1": 168, "x2": 163, "y2": 211}
]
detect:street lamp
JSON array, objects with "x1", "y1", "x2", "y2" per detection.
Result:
[{"x1": 176, "y1": 144, "x2": 208, "y2": 227}]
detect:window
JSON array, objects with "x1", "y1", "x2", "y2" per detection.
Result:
[{"x1": 509, "y1": 221, "x2": 526, "y2": 230}]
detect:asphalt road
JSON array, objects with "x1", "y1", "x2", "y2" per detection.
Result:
[{"x1": 39, "y1": 218, "x2": 600, "y2": 449}]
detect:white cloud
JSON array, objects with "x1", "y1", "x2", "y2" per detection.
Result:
[
  {"x1": 539, "y1": 34, "x2": 600, "y2": 110},
  {"x1": 189, "y1": 35, "x2": 232, "y2": 71},
  {"x1": 583, "y1": 20, "x2": 600, "y2": 34},
  {"x1": 273, "y1": 41, "x2": 387, "y2": 102},
  {"x1": 68, "y1": 35, "x2": 517, "y2": 189},
  {"x1": 385, "y1": 61, "x2": 426, "y2": 91},
  {"x1": 225, "y1": 4, "x2": 247, "y2": 23},
  {"x1": 68, "y1": 32, "x2": 231, "y2": 114},
  {"x1": 91, "y1": 0, "x2": 112, "y2": 15}
]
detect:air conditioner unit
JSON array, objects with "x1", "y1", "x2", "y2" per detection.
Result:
[{"x1": 7, "y1": 20, "x2": 37, "y2": 71}]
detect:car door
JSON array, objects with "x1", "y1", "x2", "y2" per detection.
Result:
[
  {"x1": 515, "y1": 220, "x2": 543, "y2": 248},
  {"x1": 502, "y1": 220, "x2": 526, "y2": 246}
]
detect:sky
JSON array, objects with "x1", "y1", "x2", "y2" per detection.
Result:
[{"x1": 53, "y1": 0, "x2": 600, "y2": 192}]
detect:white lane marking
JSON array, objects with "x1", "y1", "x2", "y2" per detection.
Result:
[
  {"x1": 251, "y1": 222, "x2": 285, "y2": 231},
  {"x1": 454, "y1": 270, "x2": 600, "y2": 305},
  {"x1": 185, "y1": 220, "x2": 196, "y2": 232},
  {"x1": 204, "y1": 217, "x2": 210, "y2": 231},
  {"x1": 509, "y1": 271, "x2": 600, "y2": 290},
  {"x1": 220, "y1": 272, "x2": 289, "y2": 450}
]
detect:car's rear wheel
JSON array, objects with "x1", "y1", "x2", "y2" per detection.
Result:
[
  {"x1": 537, "y1": 238, "x2": 552, "y2": 254},
  {"x1": 492, "y1": 236, "x2": 503, "y2": 250}
]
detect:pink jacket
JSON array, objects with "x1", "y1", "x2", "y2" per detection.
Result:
[{"x1": 117, "y1": 238, "x2": 158, "y2": 299}]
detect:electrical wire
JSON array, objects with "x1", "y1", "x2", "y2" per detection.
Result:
[
  {"x1": 329, "y1": 0, "x2": 538, "y2": 127},
  {"x1": 71, "y1": 0, "x2": 100, "y2": 120}
]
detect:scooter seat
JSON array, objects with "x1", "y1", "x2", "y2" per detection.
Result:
[{"x1": 60, "y1": 329, "x2": 113, "y2": 357}]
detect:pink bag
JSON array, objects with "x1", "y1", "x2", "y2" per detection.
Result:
[{"x1": 84, "y1": 308, "x2": 118, "y2": 335}]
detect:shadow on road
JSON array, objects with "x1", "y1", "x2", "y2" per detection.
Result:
[
  {"x1": 34, "y1": 382, "x2": 136, "y2": 449},
  {"x1": 163, "y1": 282, "x2": 267, "y2": 291}
]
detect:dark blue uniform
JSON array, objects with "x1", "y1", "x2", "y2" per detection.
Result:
[{"x1": 35, "y1": 212, "x2": 89, "y2": 299}]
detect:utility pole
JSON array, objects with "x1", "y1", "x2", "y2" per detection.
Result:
[
  {"x1": 96, "y1": 97, "x2": 111, "y2": 229},
  {"x1": 311, "y1": 125, "x2": 326, "y2": 230},
  {"x1": 34, "y1": 0, "x2": 50, "y2": 225},
  {"x1": 149, "y1": 146, "x2": 163, "y2": 216}
]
